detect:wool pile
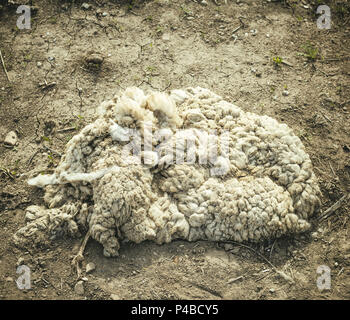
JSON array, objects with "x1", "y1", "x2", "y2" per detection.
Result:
[{"x1": 14, "y1": 87, "x2": 321, "y2": 257}]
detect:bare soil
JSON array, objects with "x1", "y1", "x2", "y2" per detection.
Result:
[{"x1": 0, "y1": 0, "x2": 349, "y2": 300}]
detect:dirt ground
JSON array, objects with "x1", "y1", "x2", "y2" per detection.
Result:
[{"x1": 0, "y1": 0, "x2": 349, "y2": 300}]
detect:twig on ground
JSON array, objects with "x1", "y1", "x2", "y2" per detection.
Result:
[
  {"x1": 232, "y1": 25, "x2": 242, "y2": 34},
  {"x1": 281, "y1": 60, "x2": 293, "y2": 67},
  {"x1": 256, "y1": 269, "x2": 271, "y2": 282},
  {"x1": 314, "y1": 166, "x2": 333, "y2": 180},
  {"x1": 39, "y1": 81, "x2": 57, "y2": 91},
  {"x1": 322, "y1": 56, "x2": 350, "y2": 62},
  {"x1": 238, "y1": 17, "x2": 246, "y2": 28},
  {"x1": 41, "y1": 277, "x2": 57, "y2": 290},
  {"x1": 314, "y1": 66, "x2": 337, "y2": 77},
  {"x1": 27, "y1": 149, "x2": 41, "y2": 166},
  {"x1": 318, "y1": 194, "x2": 350, "y2": 221},
  {"x1": 319, "y1": 111, "x2": 331, "y2": 122},
  {"x1": 0, "y1": 48, "x2": 10, "y2": 82},
  {"x1": 220, "y1": 240, "x2": 294, "y2": 283},
  {"x1": 162, "y1": 82, "x2": 172, "y2": 92},
  {"x1": 227, "y1": 276, "x2": 243, "y2": 284},
  {"x1": 337, "y1": 267, "x2": 344, "y2": 276},
  {"x1": 329, "y1": 162, "x2": 336, "y2": 178},
  {"x1": 189, "y1": 281, "x2": 223, "y2": 298},
  {"x1": 72, "y1": 230, "x2": 91, "y2": 279},
  {"x1": 42, "y1": 145, "x2": 62, "y2": 157}
]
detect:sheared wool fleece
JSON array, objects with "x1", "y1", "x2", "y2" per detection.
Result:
[{"x1": 14, "y1": 87, "x2": 321, "y2": 257}]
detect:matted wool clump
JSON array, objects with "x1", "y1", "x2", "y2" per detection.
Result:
[{"x1": 14, "y1": 87, "x2": 321, "y2": 257}]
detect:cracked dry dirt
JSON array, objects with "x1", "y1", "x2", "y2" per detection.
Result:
[{"x1": 0, "y1": 0, "x2": 350, "y2": 300}]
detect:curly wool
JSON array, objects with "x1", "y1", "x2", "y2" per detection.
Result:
[{"x1": 14, "y1": 87, "x2": 321, "y2": 257}]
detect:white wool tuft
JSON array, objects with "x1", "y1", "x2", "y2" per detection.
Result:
[
  {"x1": 109, "y1": 119, "x2": 131, "y2": 142},
  {"x1": 15, "y1": 87, "x2": 321, "y2": 257},
  {"x1": 28, "y1": 174, "x2": 58, "y2": 188},
  {"x1": 146, "y1": 91, "x2": 183, "y2": 128}
]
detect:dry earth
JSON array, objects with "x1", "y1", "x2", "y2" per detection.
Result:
[{"x1": 0, "y1": 0, "x2": 349, "y2": 300}]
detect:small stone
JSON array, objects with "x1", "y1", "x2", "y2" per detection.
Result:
[
  {"x1": 282, "y1": 90, "x2": 289, "y2": 96},
  {"x1": 74, "y1": 281, "x2": 84, "y2": 295},
  {"x1": 86, "y1": 262, "x2": 96, "y2": 274},
  {"x1": 82, "y1": 277, "x2": 88, "y2": 281},
  {"x1": 5, "y1": 277, "x2": 13, "y2": 282},
  {"x1": 102, "y1": 12, "x2": 108, "y2": 17},
  {"x1": 269, "y1": 288, "x2": 275, "y2": 293},
  {"x1": 200, "y1": 0, "x2": 208, "y2": 5},
  {"x1": 334, "y1": 262, "x2": 339, "y2": 267},
  {"x1": 4, "y1": 131, "x2": 18, "y2": 146},
  {"x1": 37, "y1": 62, "x2": 42, "y2": 68},
  {"x1": 110, "y1": 294, "x2": 120, "y2": 300},
  {"x1": 311, "y1": 232, "x2": 318, "y2": 240},
  {"x1": 266, "y1": 33, "x2": 270, "y2": 38},
  {"x1": 81, "y1": 3, "x2": 91, "y2": 10},
  {"x1": 250, "y1": 29, "x2": 257, "y2": 36}
]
